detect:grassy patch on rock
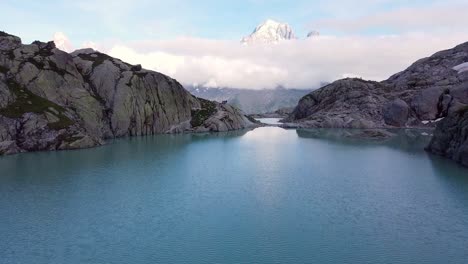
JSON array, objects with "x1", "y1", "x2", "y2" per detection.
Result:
[
  {"x1": 0, "y1": 65, "x2": 8, "y2": 74},
  {"x1": 0, "y1": 80, "x2": 74, "y2": 130},
  {"x1": 191, "y1": 98, "x2": 217, "y2": 127},
  {"x1": 457, "y1": 104, "x2": 468, "y2": 113},
  {"x1": 77, "y1": 52, "x2": 114, "y2": 68},
  {"x1": 246, "y1": 115, "x2": 259, "y2": 124}
]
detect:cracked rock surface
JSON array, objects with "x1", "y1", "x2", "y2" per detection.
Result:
[
  {"x1": 0, "y1": 32, "x2": 257, "y2": 155},
  {"x1": 426, "y1": 107, "x2": 468, "y2": 167},
  {"x1": 285, "y1": 42, "x2": 468, "y2": 129}
]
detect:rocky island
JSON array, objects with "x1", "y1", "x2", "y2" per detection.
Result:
[
  {"x1": 283, "y1": 42, "x2": 468, "y2": 129},
  {"x1": 0, "y1": 32, "x2": 257, "y2": 155},
  {"x1": 283, "y1": 42, "x2": 468, "y2": 167}
]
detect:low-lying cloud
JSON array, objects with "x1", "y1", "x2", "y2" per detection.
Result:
[
  {"x1": 54, "y1": 31, "x2": 468, "y2": 90},
  {"x1": 105, "y1": 33, "x2": 468, "y2": 89}
]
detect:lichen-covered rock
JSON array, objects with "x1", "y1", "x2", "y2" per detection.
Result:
[
  {"x1": 0, "y1": 32, "x2": 257, "y2": 155},
  {"x1": 426, "y1": 108, "x2": 468, "y2": 167},
  {"x1": 286, "y1": 42, "x2": 468, "y2": 129}
]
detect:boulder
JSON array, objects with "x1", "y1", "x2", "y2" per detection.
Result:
[{"x1": 383, "y1": 99, "x2": 409, "y2": 126}]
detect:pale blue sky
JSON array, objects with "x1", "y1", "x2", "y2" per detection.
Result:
[{"x1": 0, "y1": 0, "x2": 458, "y2": 44}]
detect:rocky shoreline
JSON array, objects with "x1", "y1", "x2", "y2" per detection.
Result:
[
  {"x1": 426, "y1": 107, "x2": 468, "y2": 167},
  {"x1": 281, "y1": 41, "x2": 468, "y2": 167},
  {"x1": 1, "y1": 31, "x2": 467, "y2": 167},
  {"x1": 0, "y1": 32, "x2": 258, "y2": 155},
  {"x1": 284, "y1": 42, "x2": 468, "y2": 130}
]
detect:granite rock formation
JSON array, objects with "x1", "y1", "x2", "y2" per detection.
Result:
[
  {"x1": 285, "y1": 42, "x2": 468, "y2": 129},
  {"x1": 0, "y1": 32, "x2": 257, "y2": 155},
  {"x1": 426, "y1": 107, "x2": 468, "y2": 167}
]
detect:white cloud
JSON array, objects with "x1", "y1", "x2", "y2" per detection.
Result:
[
  {"x1": 104, "y1": 33, "x2": 468, "y2": 89},
  {"x1": 81, "y1": 41, "x2": 98, "y2": 50},
  {"x1": 108, "y1": 42, "x2": 289, "y2": 89},
  {"x1": 53, "y1": 32, "x2": 74, "y2": 52},
  {"x1": 53, "y1": 32, "x2": 101, "y2": 53},
  {"x1": 53, "y1": 1, "x2": 468, "y2": 90}
]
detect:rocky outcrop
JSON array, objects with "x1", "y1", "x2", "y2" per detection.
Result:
[
  {"x1": 383, "y1": 99, "x2": 410, "y2": 127},
  {"x1": 0, "y1": 32, "x2": 257, "y2": 155},
  {"x1": 250, "y1": 107, "x2": 294, "y2": 118},
  {"x1": 285, "y1": 42, "x2": 468, "y2": 129},
  {"x1": 284, "y1": 79, "x2": 390, "y2": 128},
  {"x1": 426, "y1": 108, "x2": 468, "y2": 167}
]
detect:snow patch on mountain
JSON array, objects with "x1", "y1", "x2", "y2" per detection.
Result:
[
  {"x1": 453, "y1": 62, "x2": 468, "y2": 74},
  {"x1": 241, "y1": 19, "x2": 296, "y2": 45}
]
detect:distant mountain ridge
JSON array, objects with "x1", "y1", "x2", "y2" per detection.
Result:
[{"x1": 186, "y1": 85, "x2": 312, "y2": 114}]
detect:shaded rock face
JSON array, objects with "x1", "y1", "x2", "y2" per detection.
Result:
[
  {"x1": 383, "y1": 99, "x2": 409, "y2": 127},
  {"x1": 285, "y1": 79, "x2": 390, "y2": 128},
  {"x1": 0, "y1": 32, "x2": 256, "y2": 155},
  {"x1": 426, "y1": 108, "x2": 468, "y2": 167},
  {"x1": 286, "y1": 42, "x2": 468, "y2": 129}
]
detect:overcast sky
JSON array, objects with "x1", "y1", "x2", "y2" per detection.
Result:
[{"x1": 2, "y1": 0, "x2": 468, "y2": 89}]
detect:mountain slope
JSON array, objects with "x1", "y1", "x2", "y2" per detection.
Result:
[
  {"x1": 186, "y1": 86, "x2": 311, "y2": 114},
  {"x1": 285, "y1": 42, "x2": 468, "y2": 129},
  {"x1": 0, "y1": 32, "x2": 257, "y2": 155}
]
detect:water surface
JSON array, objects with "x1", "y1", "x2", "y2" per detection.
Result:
[{"x1": 1, "y1": 126, "x2": 468, "y2": 264}]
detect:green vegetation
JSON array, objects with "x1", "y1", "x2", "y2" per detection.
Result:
[
  {"x1": 0, "y1": 65, "x2": 8, "y2": 74},
  {"x1": 246, "y1": 115, "x2": 258, "y2": 124},
  {"x1": 22, "y1": 56, "x2": 71, "y2": 77},
  {"x1": 78, "y1": 52, "x2": 114, "y2": 68},
  {"x1": 191, "y1": 98, "x2": 217, "y2": 127},
  {"x1": 457, "y1": 105, "x2": 468, "y2": 114},
  {"x1": 57, "y1": 133, "x2": 83, "y2": 144},
  {"x1": 47, "y1": 60, "x2": 69, "y2": 76},
  {"x1": 47, "y1": 117, "x2": 75, "y2": 130},
  {"x1": 0, "y1": 80, "x2": 74, "y2": 130}
]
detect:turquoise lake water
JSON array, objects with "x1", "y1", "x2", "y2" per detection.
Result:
[{"x1": 1, "y1": 125, "x2": 468, "y2": 264}]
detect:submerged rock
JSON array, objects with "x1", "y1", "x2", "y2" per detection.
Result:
[{"x1": 0, "y1": 32, "x2": 257, "y2": 155}]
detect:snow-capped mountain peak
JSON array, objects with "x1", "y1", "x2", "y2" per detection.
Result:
[{"x1": 241, "y1": 19, "x2": 296, "y2": 45}]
